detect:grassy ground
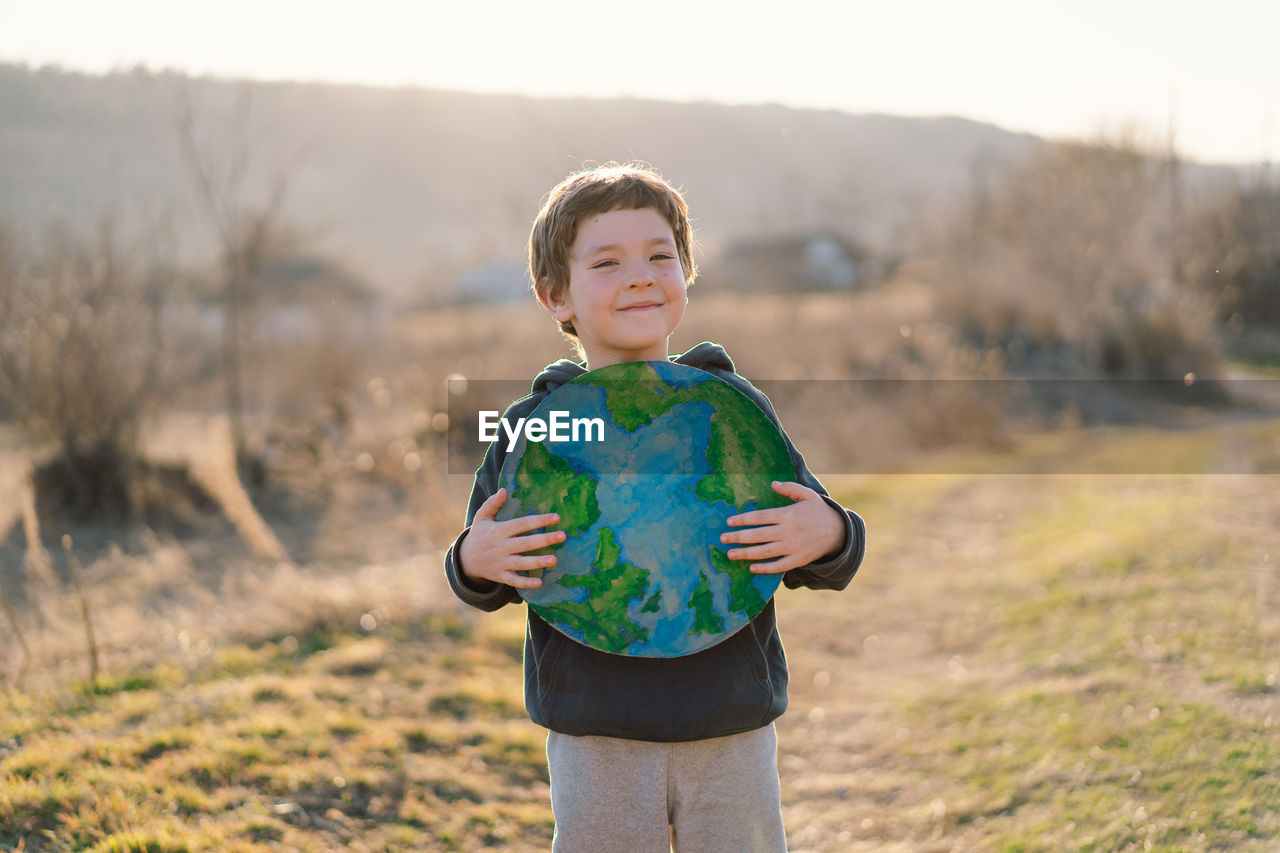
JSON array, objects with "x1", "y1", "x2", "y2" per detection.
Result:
[
  {"x1": 776, "y1": 466, "x2": 1278, "y2": 852},
  {"x1": 2, "y1": 413, "x2": 1277, "y2": 851},
  {"x1": 0, "y1": 614, "x2": 549, "y2": 852}
]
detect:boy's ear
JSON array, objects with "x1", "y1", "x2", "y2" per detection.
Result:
[{"x1": 537, "y1": 280, "x2": 574, "y2": 323}]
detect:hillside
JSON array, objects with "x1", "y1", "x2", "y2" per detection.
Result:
[{"x1": 0, "y1": 64, "x2": 1049, "y2": 299}]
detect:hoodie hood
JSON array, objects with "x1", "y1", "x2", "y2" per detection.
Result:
[{"x1": 529, "y1": 341, "x2": 737, "y2": 396}]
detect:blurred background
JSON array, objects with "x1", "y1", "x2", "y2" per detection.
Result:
[{"x1": 1, "y1": 2, "x2": 1278, "y2": 851}]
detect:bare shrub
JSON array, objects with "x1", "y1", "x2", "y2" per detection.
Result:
[
  {"x1": 933, "y1": 134, "x2": 1222, "y2": 379},
  {"x1": 1183, "y1": 179, "x2": 1280, "y2": 329},
  {"x1": 0, "y1": 220, "x2": 195, "y2": 517}
]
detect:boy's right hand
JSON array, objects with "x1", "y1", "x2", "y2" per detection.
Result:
[{"x1": 458, "y1": 488, "x2": 563, "y2": 590}]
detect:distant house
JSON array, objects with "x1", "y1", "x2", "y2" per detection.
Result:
[
  {"x1": 453, "y1": 261, "x2": 530, "y2": 305},
  {"x1": 196, "y1": 252, "x2": 385, "y2": 344},
  {"x1": 713, "y1": 232, "x2": 873, "y2": 293}
]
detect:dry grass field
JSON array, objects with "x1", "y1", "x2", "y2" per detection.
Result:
[{"x1": 2, "y1": 288, "x2": 1278, "y2": 851}]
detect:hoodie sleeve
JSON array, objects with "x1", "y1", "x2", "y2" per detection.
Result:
[
  {"x1": 717, "y1": 372, "x2": 865, "y2": 592},
  {"x1": 444, "y1": 418, "x2": 522, "y2": 612}
]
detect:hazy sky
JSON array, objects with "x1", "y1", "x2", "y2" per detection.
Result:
[{"x1": 3, "y1": 0, "x2": 1275, "y2": 164}]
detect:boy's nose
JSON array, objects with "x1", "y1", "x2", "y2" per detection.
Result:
[{"x1": 625, "y1": 263, "x2": 656, "y2": 287}]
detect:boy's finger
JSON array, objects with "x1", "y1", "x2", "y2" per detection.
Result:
[
  {"x1": 720, "y1": 524, "x2": 778, "y2": 545},
  {"x1": 726, "y1": 542, "x2": 784, "y2": 561},
  {"x1": 504, "y1": 548, "x2": 555, "y2": 573},
  {"x1": 726, "y1": 507, "x2": 784, "y2": 527},
  {"x1": 498, "y1": 570, "x2": 544, "y2": 589},
  {"x1": 513, "y1": 553, "x2": 557, "y2": 573},
  {"x1": 474, "y1": 488, "x2": 508, "y2": 520},
  {"x1": 748, "y1": 556, "x2": 797, "y2": 574},
  {"x1": 506, "y1": 512, "x2": 561, "y2": 534},
  {"x1": 770, "y1": 480, "x2": 815, "y2": 501},
  {"x1": 511, "y1": 529, "x2": 566, "y2": 552}
]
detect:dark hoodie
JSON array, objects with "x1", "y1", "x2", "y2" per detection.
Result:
[{"x1": 444, "y1": 341, "x2": 865, "y2": 742}]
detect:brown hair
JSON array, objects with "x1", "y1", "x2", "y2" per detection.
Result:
[{"x1": 529, "y1": 162, "x2": 697, "y2": 338}]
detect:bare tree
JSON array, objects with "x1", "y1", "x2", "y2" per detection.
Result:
[
  {"x1": 0, "y1": 219, "x2": 190, "y2": 516},
  {"x1": 165, "y1": 80, "x2": 297, "y2": 485}
]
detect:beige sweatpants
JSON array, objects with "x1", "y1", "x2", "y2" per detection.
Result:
[{"x1": 545, "y1": 723, "x2": 786, "y2": 853}]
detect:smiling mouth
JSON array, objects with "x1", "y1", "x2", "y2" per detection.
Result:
[{"x1": 619, "y1": 303, "x2": 662, "y2": 311}]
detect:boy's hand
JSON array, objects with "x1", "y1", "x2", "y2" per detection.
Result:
[
  {"x1": 720, "y1": 481, "x2": 845, "y2": 574},
  {"x1": 458, "y1": 488, "x2": 563, "y2": 589}
]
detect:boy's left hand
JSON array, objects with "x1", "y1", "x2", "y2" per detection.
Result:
[{"x1": 721, "y1": 481, "x2": 846, "y2": 573}]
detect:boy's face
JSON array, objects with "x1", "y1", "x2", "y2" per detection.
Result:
[{"x1": 541, "y1": 207, "x2": 687, "y2": 369}]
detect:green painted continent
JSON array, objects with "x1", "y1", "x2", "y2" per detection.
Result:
[
  {"x1": 514, "y1": 437, "x2": 601, "y2": 545},
  {"x1": 707, "y1": 544, "x2": 767, "y2": 617},
  {"x1": 536, "y1": 528, "x2": 652, "y2": 654},
  {"x1": 687, "y1": 572, "x2": 725, "y2": 636},
  {"x1": 576, "y1": 361, "x2": 693, "y2": 432},
  {"x1": 640, "y1": 589, "x2": 663, "y2": 614},
  {"x1": 694, "y1": 381, "x2": 794, "y2": 509}
]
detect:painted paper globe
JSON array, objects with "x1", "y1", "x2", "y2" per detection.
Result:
[{"x1": 495, "y1": 360, "x2": 794, "y2": 657}]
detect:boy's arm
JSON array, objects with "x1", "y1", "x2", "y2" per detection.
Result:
[{"x1": 722, "y1": 374, "x2": 866, "y2": 591}]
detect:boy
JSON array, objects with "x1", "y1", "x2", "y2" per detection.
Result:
[{"x1": 444, "y1": 163, "x2": 865, "y2": 852}]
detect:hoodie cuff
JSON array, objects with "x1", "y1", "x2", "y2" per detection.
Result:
[{"x1": 803, "y1": 495, "x2": 860, "y2": 576}]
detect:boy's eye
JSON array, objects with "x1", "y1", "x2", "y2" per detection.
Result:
[
  {"x1": 590, "y1": 260, "x2": 617, "y2": 269},
  {"x1": 651, "y1": 253, "x2": 675, "y2": 261}
]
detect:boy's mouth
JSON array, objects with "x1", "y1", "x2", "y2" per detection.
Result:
[{"x1": 619, "y1": 301, "x2": 662, "y2": 311}]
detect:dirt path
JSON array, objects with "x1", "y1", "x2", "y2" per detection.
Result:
[
  {"x1": 774, "y1": 475, "x2": 1029, "y2": 851},
  {"x1": 772, "y1": 468, "x2": 1279, "y2": 852}
]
